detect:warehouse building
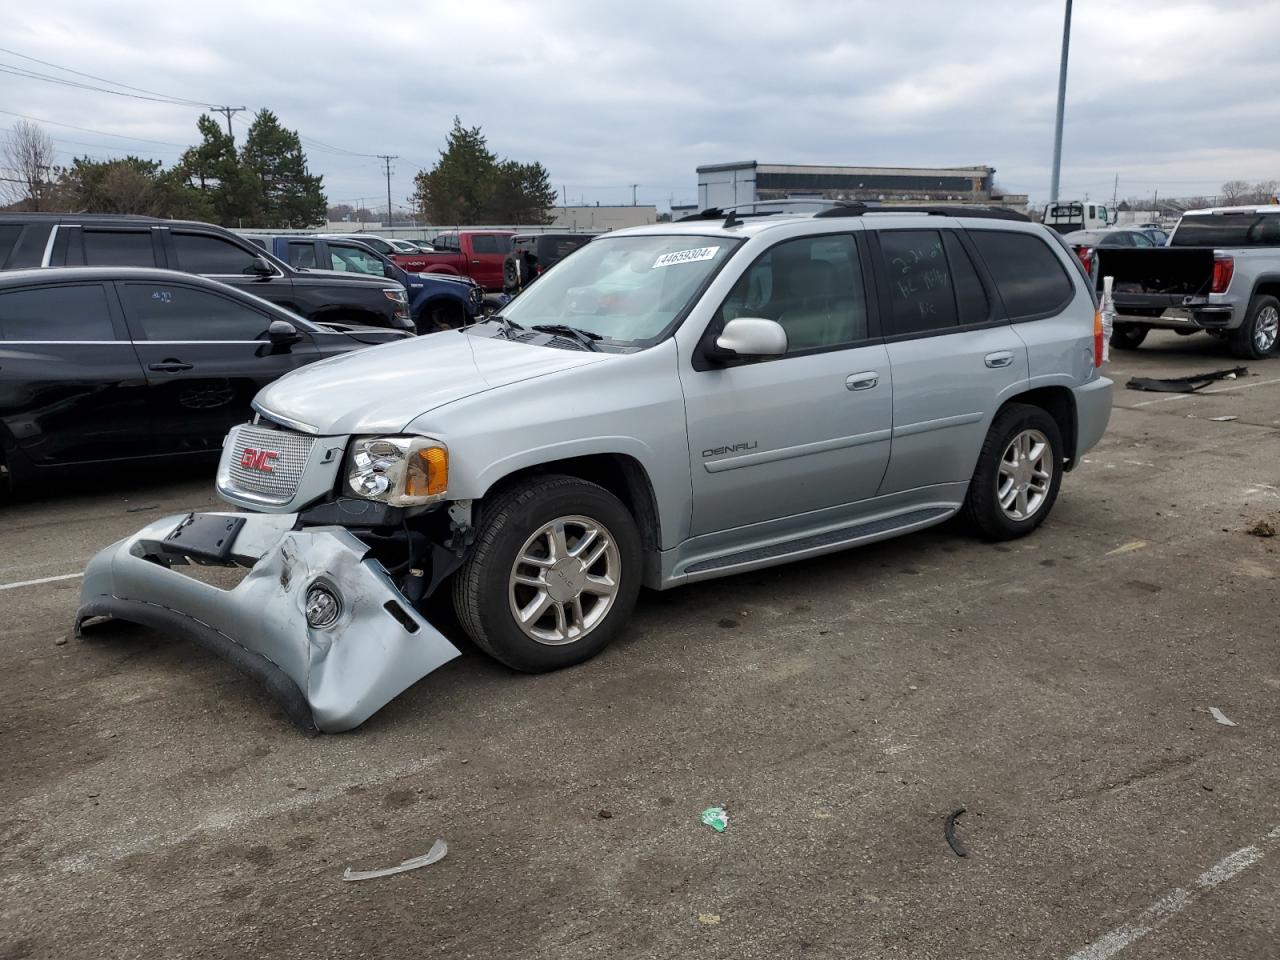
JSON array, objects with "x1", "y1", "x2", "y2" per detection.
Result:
[{"x1": 696, "y1": 161, "x2": 1027, "y2": 212}]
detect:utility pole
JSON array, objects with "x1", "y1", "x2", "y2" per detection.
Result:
[
  {"x1": 1112, "y1": 173, "x2": 1119, "y2": 215},
  {"x1": 212, "y1": 106, "x2": 246, "y2": 141},
  {"x1": 1049, "y1": 0, "x2": 1073, "y2": 204},
  {"x1": 630, "y1": 183, "x2": 638, "y2": 206},
  {"x1": 378, "y1": 155, "x2": 397, "y2": 228}
]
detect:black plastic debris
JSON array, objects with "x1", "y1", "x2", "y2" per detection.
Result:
[
  {"x1": 944, "y1": 807, "x2": 969, "y2": 858},
  {"x1": 1125, "y1": 367, "x2": 1248, "y2": 394}
]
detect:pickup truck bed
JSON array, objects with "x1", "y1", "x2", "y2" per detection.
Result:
[{"x1": 1095, "y1": 246, "x2": 1233, "y2": 330}]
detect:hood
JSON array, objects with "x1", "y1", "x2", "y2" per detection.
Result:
[
  {"x1": 295, "y1": 268, "x2": 401, "y2": 288},
  {"x1": 254, "y1": 331, "x2": 607, "y2": 436}
]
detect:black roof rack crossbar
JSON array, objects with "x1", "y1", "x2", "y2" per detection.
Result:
[
  {"x1": 675, "y1": 207, "x2": 789, "y2": 226},
  {"x1": 814, "y1": 203, "x2": 1030, "y2": 222}
]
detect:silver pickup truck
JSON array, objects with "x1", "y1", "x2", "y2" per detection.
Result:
[
  {"x1": 78, "y1": 205, "x2": 1113, "y2": 732},
  {"x1": 1098, "y1": 205, "x2": 1280, "y2": 358}
]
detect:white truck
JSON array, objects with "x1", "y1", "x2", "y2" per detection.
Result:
[{"x1": 1044, "y1": 201, "x2": 1112, "y2": 234}]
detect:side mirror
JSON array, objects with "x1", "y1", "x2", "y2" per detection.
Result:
[
  {"x1": 707, "y1": 317, "x2": 788, "y2": 362},
  {"x1": 267, "y1": 319, "x2": 303, "y2": 346},
  {"x1": 248, "y1": 255, "x2": 275, "y2": 277}
]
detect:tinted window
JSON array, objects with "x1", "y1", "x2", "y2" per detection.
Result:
[
  {"x1": 353, "y1": 236, "x2": 393, "y2": 254},
  {"x1": 287, "y1": 242, "x2": 317, "y2": 269},
  {"x1": 432, "y1": 233, "x2": 460, "y2": 251},
  {"x1": 720, "y1": 233, "x2": 868, "y2": 352},
  {"x1": 120, "y1": 283, "x2": 271, "y2": 341},
  {"x1": 0, "y1": 224, "x2": 23, "y2": 267},
  {"x1": 330, "y1": 244, "x2": 384, "y2": 275},
  {"x1": 172, "y1": 232, "x2": 260, "y2": 274},
  {"x1": 944, "y1": 233, "x2": 990, "y2": 326},
  {"x1": 1171, "y1": 214, "x2": 1280, "y2": 247},
  {"x1": 471, "y1": 235, "x2": 512, "y2": 255},
  {"x1": 83, "y1": 230, "x2": 156, "y2": 267},
  {"x1": 1131, "y1": 232, "x2": 1154, "y2": 247},
  {"x1": 879, "y1": 230, "x2": 958, "y2": 334},
  {"x1": 0, "y1": 284, "x2": 115, "y2": 341},
  {"x1": 970, "y1": 230, "x2": 1075, "y2": 320},
  {"x1": 1099, "y1": 233, "x2": 1133, "y2": 247}
]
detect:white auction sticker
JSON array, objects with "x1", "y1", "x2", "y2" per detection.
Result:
[{"x1": 653, "y1": 246, "x2": 719, "y2": 269}]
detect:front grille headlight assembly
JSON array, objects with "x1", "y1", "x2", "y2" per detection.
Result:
[{"x1": 346, "y1": 436, "x2": 448, "y2": 506}]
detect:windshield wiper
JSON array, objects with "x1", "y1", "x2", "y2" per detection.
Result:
[
  {"x1": 480, "y1": 314, "x2": 524, "y2": 338},
  {"x1": 531, "y1": 323, "x2": 601, "y2": 352}
]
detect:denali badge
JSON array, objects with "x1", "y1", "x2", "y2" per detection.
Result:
[
  {"x1": 702, "y1": 441, "x2": 758, "y2": 458},
  {"x1": 240, "y1": 447, "x2": 279, "y2": 473}
]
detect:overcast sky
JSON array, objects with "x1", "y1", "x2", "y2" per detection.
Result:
[{"x1": 5, "y1": 0, "x2": 1278, "y2": 213}]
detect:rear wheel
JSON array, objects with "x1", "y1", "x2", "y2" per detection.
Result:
[
  {"x1": 963, "y1": 403, "x2": 1064, "y2": 541},
  {"x1": 1230, "y1": 295, "x2": 1280, "y2": 360},
  {"x1": 452, "y1": 475, "x2": 643, "y2": 672},
  {"x1": 423, "y1": 301, "x2": 465, "y2": 333},
  {"x1": 1110, "y1": 324, "x2": 1148, "y2": 349}
]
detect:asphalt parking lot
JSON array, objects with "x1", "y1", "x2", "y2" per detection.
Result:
[{"x1": 2, "y1": 331, "x2": 1278, "y2": 960}]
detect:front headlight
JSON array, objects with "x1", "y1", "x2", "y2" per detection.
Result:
[{"x1": 347, "y1": 436, "x2": 448, "y2": 506}]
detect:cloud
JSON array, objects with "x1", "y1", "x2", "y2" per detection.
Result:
[{"x1": 3, "y1": 0, "x2": 1277, "y2": 213}]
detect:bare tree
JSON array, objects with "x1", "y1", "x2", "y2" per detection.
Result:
[
  {"x1": 1, "y1": 120, "x2": 56, "y2": 210},
  {"x1": 1253, "y1": 179, "x2": 1278, "y2": 204},
  {"x1": 1219, "y1": 179, "x2": 1252, "y2": 204}
]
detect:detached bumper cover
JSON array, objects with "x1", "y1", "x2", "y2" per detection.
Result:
[{"x1": 76, "y1": 513, "x2": 460, "y2": 733}]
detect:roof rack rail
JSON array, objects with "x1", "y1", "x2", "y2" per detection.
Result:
[
  {"x1": 675, "y1": 207, "x2": 788, "y2": 227},
  {"x1": 814, "y1": 204, "x2": 1030, "y2": 222}
]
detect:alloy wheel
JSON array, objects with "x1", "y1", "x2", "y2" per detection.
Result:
[
  {"x1": 508, "y1": 515, "x2": 621, "y2": 645},
  {"x1": 1255, "y1": 305, "x2": 1279, "y2": 353},
  {"x1": 997, "y1": 428, "x2": 1053, "y2": 521}
]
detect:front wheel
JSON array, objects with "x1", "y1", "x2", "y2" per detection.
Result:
[
  {"x1": 452, "y1": 475, "x2": 643, "y2": 672},
  {"x1": 1230, "y1": 295, "x2": 1280, "y2": 360},
  {"x1": 963, "y1": 403, "x2": 1064, "y2": 541},
  {"x1": 1110, "y1": 324, "x2": 1148, "y2": 349},
  {"x1": 422, "y1": 301, "x2": 465, "y2": 333}
]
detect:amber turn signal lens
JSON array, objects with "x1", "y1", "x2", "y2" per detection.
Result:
[
  {"x1": 1093, "y1": 311, "x2": 1104, "y2": 367},
  {"x1": 406, "y1": 446, "x2": 448, "y2": 499}
]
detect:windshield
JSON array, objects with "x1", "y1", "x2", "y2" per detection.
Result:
[{"x1": 498, "y1": 234, "x2": 739, "y2": 344}]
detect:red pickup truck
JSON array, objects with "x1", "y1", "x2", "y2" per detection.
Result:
[{"x1": 418, "y1": 230, "x2": 515, "y2": 291}]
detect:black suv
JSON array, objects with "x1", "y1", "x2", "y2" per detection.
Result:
[
  {"x1": 502, "y1": 232, "x2": 596, "y2": 293},
  {"x1": 0, "y1": 214, "x2": 413, "y2": 332}
]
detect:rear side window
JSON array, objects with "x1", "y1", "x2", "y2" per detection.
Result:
[
  {"x1": 0, "y1": 224, "x2": 22, "y2": 267},
  {"x1": 878, "y1": 230, "x2": 958, "y2": 334},
  {"x1": 471, "y1": 235, "x2": 512, "y2": 254},
  {"x1": 287, "y1": 242, "x2": 317, "y2": 269},
  {"x1": 943, "y1": 233, "x2": 990, "y2": 326},
  {"x1": 969, "y1": 231, "x2": 1075, "y2": 320},
  {"x1": 0, "y1": 284, "x2": 116, "y2": 340},
  {"x1": 172, "y1": 232, "x2": 260, "y2": 274},
  {"x1": 119, "y1": 283, "x2": 271, "y2": 341},
  {"x1": 1171, "y1": 214, "x2": 1280, "y2": 247},
  {"x1": 83, "y1": 230, "x2": 157, "y2": 268}
]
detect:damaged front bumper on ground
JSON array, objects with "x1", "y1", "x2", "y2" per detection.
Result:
[{"x1": 75, "y1": 512, "x2": 461, "y2": 733}]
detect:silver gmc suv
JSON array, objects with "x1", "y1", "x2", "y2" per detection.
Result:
[{"x1": 78, "y1": 205, "x2": 1113, "y2": 732}]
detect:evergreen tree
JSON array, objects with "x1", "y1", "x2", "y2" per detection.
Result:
[
  {"x1": 485, "y1": 160, "x2": 557, "y2": 225},
  {"x1": 55, "y1": 156, "x2": 208, "y2": 218},
  {"x1": 240, "y1": 109, "x2": 326, "y2": 227},
  {"x1": 178, "y1": 115, "x2": 256, "y2": 225},
  {"x1": 412, "y1": 117, "x2": 498, "y2": 224}
]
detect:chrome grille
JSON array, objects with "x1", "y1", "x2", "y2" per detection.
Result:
[{"x1": 226, "y1": 425, "x2": 316, "y2": 503}]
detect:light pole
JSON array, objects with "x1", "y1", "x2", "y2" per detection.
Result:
[{"x1": 1049, "y1": 0, "x2": 1073, "y2": 204}]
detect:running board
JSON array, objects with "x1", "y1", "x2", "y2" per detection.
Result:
[{"x1": 682, "y1": 506, "x2": 953, "y2": 577}]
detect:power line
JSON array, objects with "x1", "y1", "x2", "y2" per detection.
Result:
[
  {"x1": 0, "y1": 45, "x2": 210, "y2": 106},
  {"x1": 0, "y1": 62, "x2": 203, "y2": 106},
  {"x1": 0, "y1": 107, "x2": 189, "y2": 147},
  {"x1": 212, "y1": 106, "x2": 245, "y2": 139}
]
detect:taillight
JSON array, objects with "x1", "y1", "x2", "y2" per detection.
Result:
[
  {"x1": 1093, "y1": 310, "x2": 1104, "y2": 367},
  {"x1": 1075, "y1": 246, "x2": 1094, "y2": 276},
  {"x1": 1211, "y1": 255, "x2": 1234, "y2": 294}
]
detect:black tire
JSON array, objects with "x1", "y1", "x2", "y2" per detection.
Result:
[
  {"x1": 963, "y1": 403, "x2": 1064, "y2": 541},
  {"x1": 451, "y1": 475, "x2": 643, "y2": 672},
  {"x1": 1110, "y1": 324, "x2": 1148, "y2": 349},
  {"x1": 1229, "y1": 294, "x2": 1280, "y2": 360}
]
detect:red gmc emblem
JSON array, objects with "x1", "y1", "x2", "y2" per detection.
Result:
[{"x1": 240, "y1": 447, "x2": 279, "y2": 473}]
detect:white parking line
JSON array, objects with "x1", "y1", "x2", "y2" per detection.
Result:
[
  {"x1": 1065, "y1": 825, "x2": 1280, "y2": 959},
  {"x1": 1127, "y1": 375, "x2": 1280, "y2": 408},
  {"x1": 0, "y1": 572, "x2": 83, "y2": 592}
]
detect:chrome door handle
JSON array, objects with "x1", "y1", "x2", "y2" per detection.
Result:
[
  {"x1": 985, "y1": 351, "x2": 1014, "y2": 368},
  {"x1": 846, "y1": 372, "x2": 879, "y2": 391}
]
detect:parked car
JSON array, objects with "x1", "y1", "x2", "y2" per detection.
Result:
[
  {"x1": 317, "y1": 233, "x2": 433, "y2": 273},
  {"x1": 386, "y1": 238, "x2": 426, "y2": 255},
  {"x1": 80, "y1": 205, "x2": 1112, "y2": 732},
  {"x1": 0, "y1": 214, "x2": 414, "y2": 333},
  {"x1": 0, "y1": 267, "x2": 408, "y2": 494},
  {"x1": 1062, "y1": 228, "x2": 1157, "y2": 276},
  {"x1": 246, "y1": 234, "x2": 484, "y2": 331},
  {"x1": 1095, "y1": 205, "x2": 1280, "y2": 357},
  {"x1": 502, "y1": 232, "x2": 597, "y2": 294},
  {"x1": 416, "y1": 230, "x2": 515, "y2": 291}
]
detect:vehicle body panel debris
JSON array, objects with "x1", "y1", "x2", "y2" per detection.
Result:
[
  {"x1": 700, "y1": 807, "x2": 728, "y2": 832},
  {"x1": 1208, "y1": 415, "x2": 1239, "y2": 422},
  {"x1": 1209, "y1": 707, "x2": 1238, "y2": 727},
  {"x1": 945, "y1": 807, "x2": 969, "y2": 857},
  {"x1": 343, "y1": 838, "x2": 448, "y2": 881},
  {"x1": 1125, "y1": 367, "x2": 1248, "y2": 393}
]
